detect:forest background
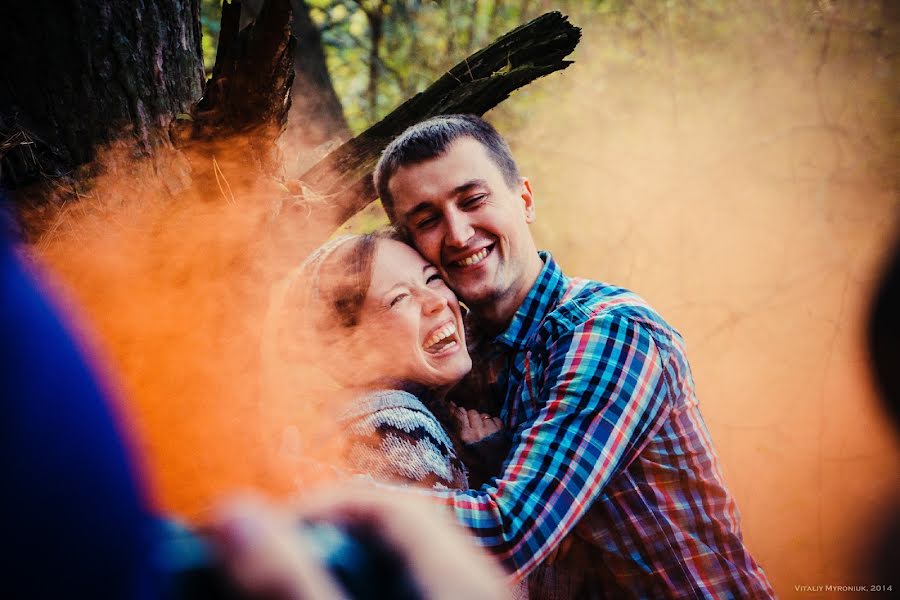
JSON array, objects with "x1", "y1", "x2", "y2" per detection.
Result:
[{"x1": 4, "y1": 1, "x2": 898, "y2": 598}]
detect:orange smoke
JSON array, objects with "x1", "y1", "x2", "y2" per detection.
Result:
[{"x1": 26, "y1": 137, "x2": 355, "y2": 520}]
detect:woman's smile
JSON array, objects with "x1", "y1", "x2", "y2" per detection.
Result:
[
  {"x1": 357, "y1": 238, "x2": 472, "y2": 389},
  {"x1": 423, "y1": 320, "x2": 460, "y2": 354}
]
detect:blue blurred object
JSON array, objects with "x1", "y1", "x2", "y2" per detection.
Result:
[
  {"x1": 0, "y1": 203, "x2": 160, "y2": 598},
  {"x1": 155, "y1": 519, "x2": 422, "y2": 600}
]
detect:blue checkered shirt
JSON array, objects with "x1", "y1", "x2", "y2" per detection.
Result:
[{"x1": 419, "y1": 252, "x2": 776, "y2": 599}]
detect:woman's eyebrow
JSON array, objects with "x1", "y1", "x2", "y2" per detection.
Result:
[{"x1": 383, "y1": 282, "x2": 407, "y2": 296}]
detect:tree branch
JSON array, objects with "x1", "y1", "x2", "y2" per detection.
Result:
[{"x1": 286, "y1": 11, "x2": 581, "y2": 243}]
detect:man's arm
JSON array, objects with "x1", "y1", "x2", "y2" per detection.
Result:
[{"x1": 412, "y1": 313, "x2": 673, "y2": 579}]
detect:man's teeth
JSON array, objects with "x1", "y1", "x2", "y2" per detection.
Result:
[
  {"x1": 424, "y1": 322, "x2": 457, "y2": 350},
  {"x1": 454, "y1": 247, "x2": 489, "y2": 267}
]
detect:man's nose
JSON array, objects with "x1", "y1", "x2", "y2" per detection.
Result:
[{"x1": 444, "y1": 211, "x2": 474, "y2": 248}]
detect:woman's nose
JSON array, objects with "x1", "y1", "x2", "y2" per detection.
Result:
[{"x1": 421, "y1": 288, "x2": 447, "y2": 315}]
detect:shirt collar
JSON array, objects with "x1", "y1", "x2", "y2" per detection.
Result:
[{"x1": 493, "y1": 251, "x2": 567, "y2": 349}]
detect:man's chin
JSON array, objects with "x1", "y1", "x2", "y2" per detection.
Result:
[{"x1": 451, "y1": 284, "x2": 498, "y2": 310}]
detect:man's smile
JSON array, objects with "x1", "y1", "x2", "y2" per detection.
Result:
[{"x1": 446, "y1": 243, "x2": 495, "y2": 270}]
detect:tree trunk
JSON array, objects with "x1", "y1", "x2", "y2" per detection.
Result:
[
  {"x1": 366, "y1": 2, "x2": 385, "y2": 124},
  {"x1": 242, "y1": 0, "x2": 351, "y2": 175},
  {"x1": 285, "y1": 1, "x2": 350, "y2": 165},
  {"x1": 187, "y1": 0, "x2": 295, "y2": 179},
  {"x1": 467, "y1": 0, "x2": 481, "y2": 52},
  {"x1": 2, "y1": 1, "x2": 580, "y2": 254},
  {"x1": 0, "y1": 0, "x2": 205, "y2": 192}
]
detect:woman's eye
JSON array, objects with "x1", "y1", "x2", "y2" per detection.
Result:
[
  {"x1": 426, "y1": 273, "x2": 444, "y2": 285},
  {"x1": 389, "y1": 293, "x2": 409, "y2": 308}
]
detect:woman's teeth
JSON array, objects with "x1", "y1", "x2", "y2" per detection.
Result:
[
  {"x1": 454, "y1": 247, "x2": 489, "y2": 267},
  {"x1": 424, "y1": 322, "x2": 457, "y2": 352}
]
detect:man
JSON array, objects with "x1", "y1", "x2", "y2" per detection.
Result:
[{"x1": 372, "y1": 115, "x2": 776, "y2": 598}]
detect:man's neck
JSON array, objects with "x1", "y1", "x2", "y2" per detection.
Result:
[{"x1": 469, "y1": 251, "x2": 545, "y2": 334}]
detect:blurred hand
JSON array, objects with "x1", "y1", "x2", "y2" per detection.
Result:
[
  {"x1": 210, "y1": 488, "x2": 508, "y2": 600},
  {"x1": 299, "y1": 486, "x2": 508, "y2": 600},
  {"x1": 210, "y1": 496, "x2": 346, "y2": 600},
  {"x1": 451, "y1": 403, "x2": 503, "y2": 444}
]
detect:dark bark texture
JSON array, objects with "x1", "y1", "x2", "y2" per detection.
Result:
[
  {"x1": 188, "y1": 0, "x2": 295, "y2": 175},
  {"x1": 288, "y1": 11, "x2": 581, "y2": 244},
  {"x1": 0, "y1": 0, "x2": 205, "y2": 190}
]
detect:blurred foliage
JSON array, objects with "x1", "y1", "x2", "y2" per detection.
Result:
[
  {"x1": 199, "y1": 1, "x2": 609, "y2": 130},
  {"x1": 200, "y1": 0, "x2": 225, "y2": 74},
  {"x1": 305, "y1": 0, "x2": 608, "y2": 132},
  {"x1": 195, "y1": 0, "x2": 898, "y2": 205}
]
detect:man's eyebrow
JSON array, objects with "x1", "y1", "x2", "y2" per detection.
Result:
[{"x1": 453, "y1": 179, "x2": 487, "y2": 195}]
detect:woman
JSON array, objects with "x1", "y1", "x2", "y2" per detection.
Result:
[{"x1": 270, "y1": 232, "x2": 507, "y2": 490}]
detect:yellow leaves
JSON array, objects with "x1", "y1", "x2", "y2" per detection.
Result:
[
  {"x1": 348, "y1": 10, "x2": 368, "y2": 38},
  {"x1": 331, "y1": 4, "x2": 349, "y2": 22}
]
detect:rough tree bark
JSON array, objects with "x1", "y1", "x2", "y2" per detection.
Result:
[
  {"x1": 0, "y1": 0, "x2": 205, "y2": 191},
  {"x1": 185, "y1": 0, "x2": 295, "y2": 179}
]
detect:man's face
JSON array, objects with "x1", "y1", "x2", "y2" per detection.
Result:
[{"x1": 387, "y1": 137, "x2": 539, "y2": 312}]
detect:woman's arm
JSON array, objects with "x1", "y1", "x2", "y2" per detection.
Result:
[{"x1": 343, "y1": 397, "x2": 468, "y2": 489}]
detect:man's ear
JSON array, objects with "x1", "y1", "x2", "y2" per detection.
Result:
[{"x1": 520, "y1": 177, "x2": 536, "y2": 224}]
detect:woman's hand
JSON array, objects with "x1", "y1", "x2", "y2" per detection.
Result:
[{"x1": 451, "y1": 403, "x2": 504, "y2": 444}]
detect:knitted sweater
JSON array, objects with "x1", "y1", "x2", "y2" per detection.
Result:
[
  {"x1": 339, "y1": 390, "x2": 529, "y2": 600},
  {"x1": 339, "y1": 389, "x2": 469, "y2": 489}
]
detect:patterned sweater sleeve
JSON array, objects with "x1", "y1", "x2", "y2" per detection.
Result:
[{"x1": 340, "y1": 390, "x2": 468, "y2": 490}]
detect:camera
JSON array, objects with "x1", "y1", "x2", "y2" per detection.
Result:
[{"x1": 155, "y1": 518, "x2": 421, "y2": 600}]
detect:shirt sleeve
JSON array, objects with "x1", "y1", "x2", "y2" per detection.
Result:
[{"x1": 410, "y1": 313, "x2": 673, "y2": 580}]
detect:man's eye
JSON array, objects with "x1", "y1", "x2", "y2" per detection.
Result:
[
  {"x1": 414, "y1": 215, "x2": 439, "y2": 230},
  {"x1": 389, "y1": 292, "x2": 409, "y2": 307},
  {"x1": 462, "y1": 194, "x2": 486, "y2": 209}
]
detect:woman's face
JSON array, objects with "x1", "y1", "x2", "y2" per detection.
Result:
[{"x1": 353, "y1": 238, "x2": 472, "y2": 389}]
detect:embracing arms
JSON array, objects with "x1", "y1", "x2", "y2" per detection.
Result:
[{"x1": 414, "y1": 313, "x2": 673, "y2": 579}]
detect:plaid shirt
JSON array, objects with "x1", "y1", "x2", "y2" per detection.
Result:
[{"x1": 422, "y1": 252, "x2": 775, "y2": 599}]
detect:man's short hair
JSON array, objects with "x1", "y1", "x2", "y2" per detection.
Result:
[{"x1": 373, "y1": 114, "x2": 521, "y2": 223}]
